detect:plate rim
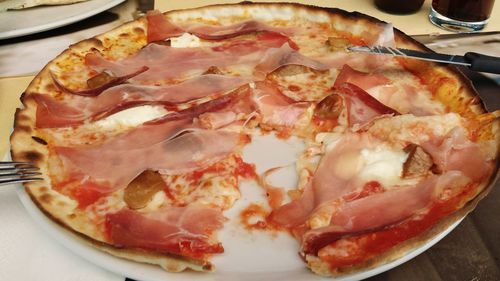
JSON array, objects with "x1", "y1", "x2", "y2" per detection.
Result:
[{"x1": 0, "y1": 0, "x2": 126, "y2": 40}]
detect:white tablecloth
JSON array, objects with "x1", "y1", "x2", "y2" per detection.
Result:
[{"x1": 0, "y1": 178, "x2": 124, "y2": 281}]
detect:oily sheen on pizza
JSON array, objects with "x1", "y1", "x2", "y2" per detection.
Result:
[{"x1": 10, "y1": 2, "x2": 499, "y2": 277}]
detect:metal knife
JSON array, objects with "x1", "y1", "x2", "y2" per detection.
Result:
[
  {"x1": 411, "y1": 31, "x2": 500, "y2": 45},
  {"x1": 347, "y1": 45, "x2": 500, "y2": 75}
]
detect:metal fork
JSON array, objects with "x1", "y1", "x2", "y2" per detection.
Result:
[{"x1": 0, "y1": 161, "x2": 43, "y2": 186}]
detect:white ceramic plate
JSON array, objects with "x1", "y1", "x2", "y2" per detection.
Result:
[
  {"x1": 0, "y1": 0, "x2": 125, "y2": 40},
  {"x1": 15, "y1": 133, "x2": 464, "y2": 281}
]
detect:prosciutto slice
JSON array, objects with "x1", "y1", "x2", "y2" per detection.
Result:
[
  {"x1": 106, "y1": 205, "x2": 225, "y2": 258},
  {"x1": 56, "y1": 127, "x2": 242, "y2": 199},
  {"x1": 315, "y1": 24, "x2": 396, "y2": 71},
  {"x1": 422, "y1": 127, "x2": 493, "y2": 181},
  {"x1": 300, "y1": 172, "x2": 467, "y2": 255},
  {"x1": 34, "y1": 74, "x2": 250, "y2": 128},
  {"x1": 272, "y1": 116, "x2": 492, "y2": 254},
  {"x1": 51, "y1": 67, "x2": 149, "y2": 97},
  {"x1": 146, "y1": 10, "x2": 184, "y2": 42},
  {"x1": 333, "y1": 65, "x2": 390, "y2": 91},
  {"x1": 197, "y1": 86, "x2": 256, "y2": 129},
  {"x1": 85, "y1": 32, "x2": 294, "y2": 85},
  {"x1": 252, "y1": 81, "x2": 310, "y2": 128},
  {"x1": 336, "y1": 82, "x2": 399, "y2": 127},
  {"x1": 254, "y1": 43, "x2": 329, "y2": 79},
  {"x1": 146, "y1": 10, "x2": 295, "y2": 42},
  {"x1": 270, "y1": 133, "x2": 377, "y2": 227}
]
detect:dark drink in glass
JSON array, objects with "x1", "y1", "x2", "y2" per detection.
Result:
[
  {"x1": 429, "y1": 0, "x2": 496, "y2": 32},
  {"x1": 375, "y1": 0, "x2": 425, "y2": 14}
]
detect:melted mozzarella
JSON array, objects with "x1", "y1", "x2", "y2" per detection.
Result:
[
  {"x1": 141, "y1": 191, "x2": 167, "y2": 212},
  {"x1": 358, "y1": 146, "x2": 408, "y2": 187},
  {"x1": 170, "y1": 33, "x2": 202, "y2": 48},
  {"x1": 94, "y1": 105, "x2": 168, "y2": 129}
]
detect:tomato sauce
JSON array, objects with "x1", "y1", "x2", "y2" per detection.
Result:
[
  {"x1": 275, "y1": 129, "x2": 292, "y2": 140},
  {"x1": 70, "y1": 181, "x2": 108, "y2": 208},
  {"x1": 343, "y1": 181, "x2": 384, "y2": 202},
  {"x1": 240, "y1": 203, "x2": 282, "y2": 232},
  {"x1": 312, "y1": 115, "x2": 339, "y2": 133},
  {"x1": 288, "y1": 84, "x2": 302, "y2": 92},
  {"x1": 53, "y1": 173, "x2": 109, "y2": 209},
  {"x1": 234, "y1": 156, "x2": 258, "y2": 179},
  {"x1": 187, "y1": 156, "x2": 257, "y2": 184}
]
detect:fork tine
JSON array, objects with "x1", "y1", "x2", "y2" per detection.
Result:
[
  {"x1": 0, "y1": 171, "x2": 41, "y2": 179},
  {"x1": 15, "y1": 166, "x2": 40, "y2": 172},
  {"x1": 20, "y1": 172, "x2": 43, "y2": 177},
  {"x1": 0, "y1": 177, "x2": 44, "y2": 186},
  {"x1": 0, "y1": 171, "x2": 42, "y2": 177},
  {"x1": 0, "y1": 162, "x2": 42, "y2": 186},
  {"x1": 0, "y1": 161, "x2": 34, "y2": 167},
  {"x1": 0, "y1": 167, "x2": 40, "y2": 174},
  {"x1": 0, "y1": 163, "x2": 39, "y2": 172}
]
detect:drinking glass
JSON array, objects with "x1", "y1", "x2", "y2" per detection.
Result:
[
  {"x1": 429, "y1": 0, "x2": 496, "y2": 32},
  {"x1": 375, "y1": 0, "x2": 425, "y2": 14}
]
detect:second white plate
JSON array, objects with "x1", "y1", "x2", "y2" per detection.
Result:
[{"x1": 0, "y1": 0, "x2": 125, "y2": 40}]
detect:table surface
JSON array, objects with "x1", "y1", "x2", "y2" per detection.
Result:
[{"x1": 1, "y1": 0, "x2": 500, "y2": 280}]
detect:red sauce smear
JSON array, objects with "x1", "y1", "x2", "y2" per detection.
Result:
[
  {"x1": 276, "y1": 129, "x2": 292, "y2": 140},
  {"x1": 240, "y1": 203, "x2": 282, "y2": 232},
  {"x1": 187, "y1": 156, "x2": 257, "y2": 184},
  {"x1": 320, "y1": 182, "x2": 478, "y2": 270},
  {"x1": 53, "y1": 174, "x2": 109, "y2": 209},
  {"x1": 312, "y1": 115, "x2": 339, "y2": 133},
  {"x1": 233, "y1": 156, "x2": 258, "y2": 179},
  {"x1": 288, "y1": 84, "x2": 302, "y2": 92},
  {"x1": 343, "y1": 181, "x2": 384, "y2": 202},
  {"x1": 70, "y1": 182, "x2": 108, "y2": 208}
]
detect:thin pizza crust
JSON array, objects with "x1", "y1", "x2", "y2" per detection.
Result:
[{"x1": 10, "y1": 1, "x2": 499, "y2": 276}]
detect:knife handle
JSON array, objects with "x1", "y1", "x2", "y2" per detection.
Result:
[{"x1": 464, "y1": 52, "x2": 500, "y2": 75}]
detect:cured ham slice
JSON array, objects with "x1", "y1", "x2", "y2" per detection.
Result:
[
  {"x1": 85, "y1": 33, "x2": 293, "y2": 85},
  {"x1": 197, "y1": 87, "x2": 256, "y2": 129},
  {"x1": 106, "y1": 205, "x2": 225, "y2": 258},
  {"x1": 269, "y1": 182, "x2": 314, "y2": 227},
  {"x1": 315, "y1": 24, "x2": 396, "y2": 71},
  {"x1": 189, "y1": 20, "x2": 295, "y2": 40},
  {"x1": 254, "y1": 43, "x2": 329, "y2": 79},
  {"x1": 334, "y1": 65, "x2": 444, "y2": 116},
  {"x1": 55, "y1": 127, "x2": 242, "y2": 205},
  {"x1": 34, "y1": 74, "x2": 250, "y2": 128},
  {"x1": 51, "y1": 66, "x2": 148, "y2": 97},
  {"x1": 270, "y1": 133, "x2": 377, "y2": 227},
  {"x1": 146, "y1": 10, "x2": 295, "y2": 42},
  {"x1": 252, "y1": 81, "x2": 310, "y2": 128},
  {"x1": 146, "y1": 10, "x2": 184, "y2": 42},
  {"x1": 333, "y1": 65, "x2": 390, "y2": 91},
  {"x1": 51, "y1": 67, "x2": 149, "y2": 97},
  {"x1": 365, "y1": 23, "x2": 395, "y2": 47},
  {"x1": 336, "y1": 83, "x2": 399, "y2": 127},
  {"x1": 147, "y1": 87, "x2": 252, "y2": 126},
  {"x1": 300, "y1": 171, "x2": 467, "y2": 255},
  {"x1": 422, "y1": 127, "x2": 493, "y2": 181}
]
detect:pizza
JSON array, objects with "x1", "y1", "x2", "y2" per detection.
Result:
[{"x1": 10, "y1": 2, "x2": 499, "y2": 277}]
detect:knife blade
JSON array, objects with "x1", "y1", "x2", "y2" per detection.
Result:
[
  {"x1": 347, "y1": 46, "x2": 500, "y2": 75},
  {"x1": 411, "y1": 31, "x2": 500, "y2": 45}
]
